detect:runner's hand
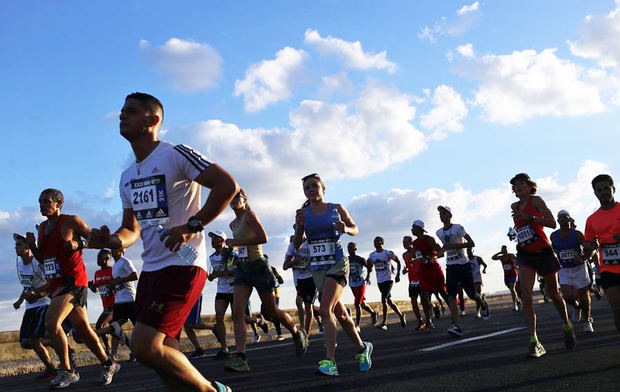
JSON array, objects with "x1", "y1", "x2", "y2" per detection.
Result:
[
  {"x1": 13, "y1": 299, "x2": 22, "y2": 309},
  {"x1": 160, "y1": 224, "x2": 197, "y2": 252},
  {"x1": 88, "y1": 226, "x2": 112, "y2": 249},
  {"x1": 395, "y1": 274, "x2": 400, "y2": 283}
]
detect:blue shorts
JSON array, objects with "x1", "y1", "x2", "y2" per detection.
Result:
[
  {"x1": 185, "y1": 295, "x2": 203, "y2": 326},
  {"x1": 504, "y1": 274, "x2": 517, "y2": 286}
]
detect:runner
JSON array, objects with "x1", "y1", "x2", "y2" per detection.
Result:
[
  {"x1": 88, "y1": 249, "x2": 115, "y2": 353},
  {"x1": 435, "y1": 205, "x2": 490, "y2": 337},
  {"x1": 261, "y1": 265, "x2": 285, "y2": 340},
  {"x1": 98, "y1": 247, "x2": 138, "y2": 360},
  {"x1": 367, "y1": 236, "x2": 406, "y2": 330},
  {"x1": 551, "y1": 210, "x2": 593, "y2": 332},
  {"x1": 410, "y1": 220, "x2": 449, "y2": 331},
  {"x1": 24, "y1": 189, "x2": 118, "y2": 388},
  {"x1": 294, "y1": 173, "x2": 372, "y2": 376},
  {"x1": 183, "y1": 295, "x2": 216, "y2": 359},
  {"x1": 509, "y1": 173, "x2": 575, "y2": 358},
  {"x1": 13, "y1": 233, "x2": 56, "y2": 381},
  {"x1": 225, "y1": 189, "x2": 308, "y2": 372},
  {"x1": 491, "y1": 246, "x2": 521, "y2": 311},
  {"x1": 467, "y1": 247, "x2": 488, "y2": 318},
  {"x1": 402, "y1": 236, "x2": 425, "y2": 329},
  {"x1": 283, "y1": 235, "x2": 322, "y2": 334},
  {"x1": 584, "y1": 174, "x2": 620, "y2": 335},
  {"x1": 88, "y1": 92, "x2": 236, "y2": 392},
  {"x1": 347, "y1": 242, "x2": 378, "y2": 331}
]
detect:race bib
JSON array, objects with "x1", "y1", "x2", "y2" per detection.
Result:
[
  {"x1": 350, "y1": 265, "x2": 364, "y2": 283},
  {"x1": 131, "y1": 175, "x2": 170, "y2": 228},
  {"x1": 374, "y1": 260, "x2": 387, "y2": 271},
  {"x1": 43, "y1": 257, "x2": 62, "y2": 278},
  {"x1": 601, "y1": 243, "x2": 620, "y2": 265},
  {"x1": 237, "y1": 246, "x2": 248, "y2": 259},
  {"x1": 446, "y1": 249, "x2": 465, "y2": 261},
  {"x1": 308, "y1": 239, "x2": 337, "y2": 267},
  {"x1": 517, "y1": 225, "x2": 537, "y2": 245},
  {"x1": 409, "y1": 280, "x2": 419, "y2": 287},
  {"x1": 415, "y1": 251, "x2": 423, "y2": 260},
  {"x1": 503, "y1": 264, "x2": 513, "y2": 271},
  {"x1": 100, "y1": 285, "x2": 111, "y2": 296},
  {"x1": 19, "y1": 274, "x2": 34, "y2": 288},
  {"x1": 558, "y1": 249, "x2": 577, "y2": 263}
]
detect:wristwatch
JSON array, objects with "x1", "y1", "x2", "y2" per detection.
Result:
[{"x1": 187, "y1": 216, "x2": 204, "y2": 233}]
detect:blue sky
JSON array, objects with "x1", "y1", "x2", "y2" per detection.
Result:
[{"x1": 1, "y1": 1, "x2": 619, "y2": 331}]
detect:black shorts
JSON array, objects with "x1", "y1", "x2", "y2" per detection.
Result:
[
  {"x1": 19, "y1": 305, "x2": 48, "y2": 342},
  {"x1": 113, "y1": 302, "x2": 136, "y2": 325},
  {"x1": 600, "y1": 271, "x2": 620, "y2": 290},
  {"x1": 378, "y1": 281, "x2": 393, "y2": 299},
  {"x1": 234, "y1": 258, "x2": 276, "y2": 294},
  {"x1": 215, "y1": 292, "x2": 234, "y2": 303},
  {"x1": 408, "y1": 283, "x2": 420, "y2": 298},
  {"x1": 296, "y1": 277, "x2": 317, "y2": 304},
  {"x1": 516, "y1": 247, "x2": 561, "y2": 275},
  {"x1": 52, "y1": 285, "x2": 88, "y2": 307},
  {"x1": 446, "y1": 263, "x2": 476, "y2": 299}
]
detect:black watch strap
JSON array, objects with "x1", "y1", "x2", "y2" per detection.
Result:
[{"x1": 188, "y1": 216, "x2": 204, "y2": 232}]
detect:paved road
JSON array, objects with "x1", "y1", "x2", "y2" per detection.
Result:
[{"x1": 2, "y1": 299, "x2": 619, "y2": 391}]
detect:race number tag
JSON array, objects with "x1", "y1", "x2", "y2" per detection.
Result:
[
  {"x1": 375, "y1": 260, "x2": 387, "y2": 272},
  {"x1": 446, "y1": 249, "x2": 464, "y2": 261},
  {"x1": 19, "y1": 274, "x2": 34, "y2": 288},
  {"x1": 43, "y1": 258, "x2": 62, "y2": 278},
  {"x1": 308, "y1": 239, "x2": 337, "y2": 267},
  {"x1": 100, "y1": 285, "x2": 111, "y2": 296},
  {"x1": 131, "y1": 175, "x2": 169, "y2": 228},
  {"x1": 409, "y1": 280, "x2": 420, "y2": 287},
  {"x1": 601, "y1": 243, "x2": 620, "y2": 265},
  {"x1": 558, "y1": 249, "x2": 577, "y2": 263},
  {"x1": 415, "y1": 251, "x2": 423, "y2": 260},
  {"x1": 517, "y1": 225, "x2": 536, "y2": 244},
  {"x1": 503, "y1": 264, "x2": 513, "y2": 271},
  {"x1": 350, "y1": 265, "x2": 364, "y2": 284},
  {"x1": 237, "y1": 246, "x2": 248, "y2": 259}
]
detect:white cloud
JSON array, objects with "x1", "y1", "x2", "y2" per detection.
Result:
[
  {"x1": 457, "y1": 43, "x2": 475, "y2": 58},
  {"x1": 467, "y1": 48, "x2": 605, "y2": 124},
  {"x1": 304, "y1": 29, "x2": 396, "y2": 73},
  {"x1": 317, "y1": 72, "x2": 354, "y2": 97},
  {"x1": 234, "y1": 47, "x2": 307, "y2": 113},
  {"x1": 568, "y1": 2, "x2": 620, "y2": 69},
  {"x1": 420, "y1": 85, "x2": 468, "y2": 140},
  {"x1": 139, "y1": 38, "x2": 222, "y2": 93},
  {"x1": 457, "y1": 2, "x2": 480, "y2": 15}
]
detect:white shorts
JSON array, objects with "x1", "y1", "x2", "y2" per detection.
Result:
[{"x1": 558, "y1": 264, "x2": 591, "y2": 289}]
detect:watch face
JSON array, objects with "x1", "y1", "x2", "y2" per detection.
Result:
[{"x1": 189, "y1": 218, "x2": 203, "y2": 232}]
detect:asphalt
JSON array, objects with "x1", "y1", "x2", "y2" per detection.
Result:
[{"x1": 1, "y1": 299, "x2": 619, "y2": 392}]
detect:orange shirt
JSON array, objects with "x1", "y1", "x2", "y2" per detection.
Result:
[{"x1": 585, "y1": 202, "x2": 620, "y2": 274}]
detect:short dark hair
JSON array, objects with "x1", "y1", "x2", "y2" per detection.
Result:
[
  {"x1": 510, "y1": 173, "x2": 537, "y2": 195},
  {"x1": 591, "y1": 174, "x2": 614, "y2": 189},
  {"x1": 374, "y1": 236, "x2": 384, "y2": 243},
  {"x1": 98, "y1": 249, "x2": 111, "y2": 260},
  {"x1": 403, "y1": 235, "x2": 413, "y2": 241},
  {"x1": 41, "y1": 188, "x2": 64, "y2": 205},
  {"x1": 126, "y1": 92, "x2": 164, "y2": 121}
]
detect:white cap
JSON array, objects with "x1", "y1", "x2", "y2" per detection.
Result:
[
  {"x1": 208, "y1": 230, "x2": 227, "y2": 241},
  {"x1": 437, "y1": 205, "x2": 452, "y2": 215},
  {"x1": 557, "y1": 210, "x2": 570, "y2": 218},
  {"x1": 412, "y1": 220, "x2": 427, "y2": 232}
]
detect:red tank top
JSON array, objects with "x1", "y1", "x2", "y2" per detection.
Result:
[
  {"x1": 411, "y1": 236, "x2": 438, "y2": 263},
  {"x1": 499, "y1": 254, "x2": 518, "y2": 276},
  {"x1": 403, "y1": 251, "x2": 420, "y2": 282},
  {"x1": 94, "y1": 268, "x2": 115, "y2": 308},
  {"x1": 512, "y1": 197, "x2": 550, "y2": 252},
  {"x1": 39, "y1": 214, "x2": 89, "y2": 288}
]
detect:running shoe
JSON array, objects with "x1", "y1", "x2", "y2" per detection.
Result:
[
  {"x1": 400, "y1": 314, "x2": 407, "y2": 328},
  {"x1": 257, "y1": 315, "x2": 269, "y2": 334},
  {"x1": 370, "y1": 311, "x2": 378, "y2": 326},
  {"x1": 583, "y1": 318, "x2": 594, "y2": 333},
  {"x1": 564, "y1": 326, "x2": 577, "y2": 350},
  {"x1": 293, "y1": 329, "x2": 308, "y2": 356},
  {"x1": 460, "y1": 310, "x2": 466, "y2": 316},
  {"x1": 213, "y1": 381, "x2": 232, "y2": 392},
  {"x1": 188, "y1": 348, "x2": 206, "y2": 359},
  {"x1": 253, "y1": 334, "x2": 261, "y2": 343},
  {"x1": 475, "y1": 311, "x2": 482, "y2": 319},
  {"x1": 110, "y1": 321, "x2": 126, "y2": 345},
  {"x1": 415, "y1": 321, "x2": 426, "y2": 331},
  {"x1": 447, "y1": 324, "x2": 463, "y2": 337},
  {"x1": 433, "y1": 304, "x2": 441, "y2": 320},
  {"x1": 212, "y1": 349, "x2": 231, "y2": 360},
  {"x1": 35, "y1": 368, "x2": 56, "y2": 382},
  {"x1": 512, "y1": 303, "x2": 519, "y2": 311},
  {"x1": 356, "y1": 342, "x2": 373, "y2": 372},
  {"x1": 527, "y1": 340, "x2": 546, "y2": 358},
  {"x1": 50, "y1": 369, "x2": 80, "y2": 389},
  {"x1": 276, "y1": 334, "x2": 285, "y2": 341},
  {"x1": 316, "y1": 359, "x2": 339, "y2": 376},
  {"x1": 481, "y1": 302, "x2": 491, "y2": 320},
  {"x1": 423, "y1": 320, "x2": 434, "y2": 331},
  {"x1": 97, "y1": 361, "x2": 120, "y2": 386},
  {"x1": 225, "y1": 356, "x2": 250, "y2": 372},
  {"x1": 377, "y1": 323, "x2": 387, "y2": 331}
]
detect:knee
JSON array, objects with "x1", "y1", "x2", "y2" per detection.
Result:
[
  {"x1": 318, "y1": 305, "x2": 332, "y2": 320},
  {"x1": 215, "y1": 314, "x2": 225, "y2": 324},
  {"x1": 131, "y1": 335, "x2": 159, "y2": 362}
]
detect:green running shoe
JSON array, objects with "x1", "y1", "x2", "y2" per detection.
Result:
[
  {"x1": 316, "y1": 359, "x2": 339, "y2": 376},
  {"x1": 356, "y1": 341, "x2": 373, "y2": 372},
  {"x1": 224, "y1": 356, "x2": 250, "y2": 372}
]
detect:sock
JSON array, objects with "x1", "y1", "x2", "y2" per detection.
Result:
[
  {"x1": 529, "y1": 335, "x2": 538, "y2": 343},
  {"x1": 564, "y1": 322, "x2": 573, "y2": 331}
]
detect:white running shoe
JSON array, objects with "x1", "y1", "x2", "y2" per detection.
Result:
[{"x1": 583, "y1": 318, "x2": 594, "y2": 333}]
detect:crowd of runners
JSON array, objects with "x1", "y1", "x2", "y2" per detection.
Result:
[{"x1": 10, "y1": 93, "x2": 620, "y2": 391}]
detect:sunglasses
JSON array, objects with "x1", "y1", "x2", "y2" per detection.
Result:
[{"x1": 301, "y1": 173, "x2": 321, "y2": 182}]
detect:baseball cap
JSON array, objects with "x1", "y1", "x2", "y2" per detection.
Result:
[
  {"x1": 208, "y1": 230, "x2": 227, "y2": 241},
  {"x1": 557, "y1": 210, "x2": 570, "y2": 218},
  {"x1": 412, "y1": 220, "x2": 427, "y2": 232},
  {"x1": 13, "y1": 233, "x2": 26, "y2": 242},
  {"x1": 510, "y1": 173, "x2": 532, "y2": 185},
  {"x1": 437, "y1": 205, "x2": 452, "y2": 215}
]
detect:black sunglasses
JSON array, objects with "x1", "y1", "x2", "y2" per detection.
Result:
[{"x1": 301, "y1": 173, "x2": 321, "y2": 182}]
